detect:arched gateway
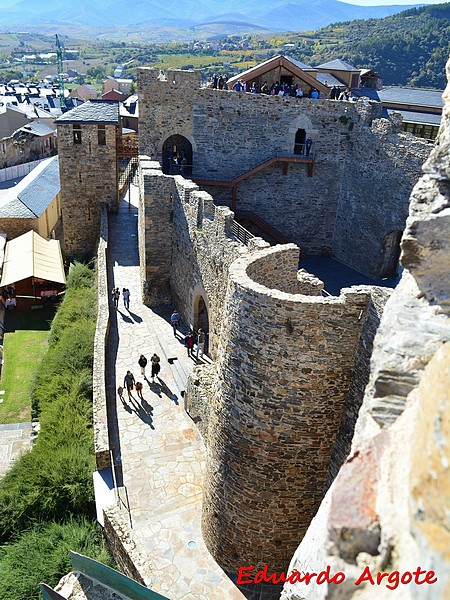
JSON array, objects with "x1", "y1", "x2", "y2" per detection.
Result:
[{"x1": 162, "y1": 134, "x2": 193, "y2": 175}]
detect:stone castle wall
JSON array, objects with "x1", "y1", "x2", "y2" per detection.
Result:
[
  {"x1": 140, "y1": 159, "x2": 251, "y2": 357},
  {"x1": 57, "y1": 122, "x2": 118, "y2": 256},
  {"x1": 201, "y1": 244, "x2": 371, "y2": 573},
  {"x1": 280, "y1": 58, "x2": 450, "y2": 600},
  {"x1": 138, "y1": 68, "x2": 430, "y2": 277},
  {"x1": 139, "y1": 157, "x2": 173, "y2": 306},
  {"x1": 326, "y1": 285, "x2": 391, "y2": 484},
  {"x1": 93, "y1": 205, "x2": 110, "y2": 470}
]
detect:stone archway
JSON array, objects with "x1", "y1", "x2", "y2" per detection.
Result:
[
  {"x1": 193, "y1": 294, "x2": 210, "y2": 354},
  {"x1": 162, "y1": 134, "x2": 193, "y2": 175},
  {"x1": 379, "y1": 230, "x2": 403, "y2": 278},
  {"x1": 288, "y1": 115, "x2": 316, "y2": 155},
  {"x1": 194, "y1": 295, "x2": 209, "y2": 332}
]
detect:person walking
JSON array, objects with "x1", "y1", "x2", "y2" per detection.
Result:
[
  {"x1": 170, "y1": 310, "x2": 180, "y2": 337},
  {"x1": 138, "y1": 354, "x2": 147, "y2": 378},
  {"x1": 123, "y1": 288, "x2": 130, "y2": 310},
  {"x1": 112, "y1": 287, "x2": 120, "y2": 308},
  {"x1": 196, "y1": 328, "x2": 206, "y2": 359},
  {"x1": 184, "y1": 331, "x2": 194, "y2": 357},
  {"x1": 135, "y1": 381, "x2": 144, "y2": 400},
  {"x1": 123, "y1": 370, "x2": 135, "y2": 398},
  {"x1": 151, "y1": 353, "x2": 161, "y2": 382}
]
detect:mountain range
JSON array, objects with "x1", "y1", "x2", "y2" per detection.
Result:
[{"x1": 0, "y1": 0, "x2": 421, "y2": 31}]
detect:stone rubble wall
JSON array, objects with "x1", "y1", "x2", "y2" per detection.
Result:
[
  {"x1": 184, "y1": 362, "x2": 216, "y2": 438},
  {"x1": 201, "y1": 243, "x2": 372, "y2": 574},
  {"x1": 93, "y1": 204, "x2": 110, "y2": 470},
  {"x1": 326, "y1": 285, "x2": 392, "y2": 484},
  {"x1": 246, "y1": 245, "x2": 323, "y2": 295},
  {"x1": 103, "y1": 507, "x2": 152, "y2": 587},
  {"x1": 138, "y1": 68, "x2": 430, "y2": 278},
  {"x1": 332, "y1": 126, "x2": 431, "y2": 277},
  {"x1": 280, "y1": 58, "x2": 450, "y2": 600},
  {"x1": 140, "y1": 159, "x2": 173, "y2": 306}
]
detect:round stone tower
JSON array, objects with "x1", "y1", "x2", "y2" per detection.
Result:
[{"x1": 202, "y1": 244, "x2": 370, "y2": 573}]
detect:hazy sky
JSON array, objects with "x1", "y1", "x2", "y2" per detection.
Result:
[{"x1": 342, "y1": 0, "x2": 448, "y2": 5}]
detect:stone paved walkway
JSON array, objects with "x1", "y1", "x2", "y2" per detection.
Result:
[
  {"x1": 0, "y1": 422, "x2": 32, "y2": 478},
  {"x1": 106, "y1": 183, "x2": 244, "y2": 600}
]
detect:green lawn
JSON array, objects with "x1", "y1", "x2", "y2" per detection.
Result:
[{"x1": 0, "y1": 304, "x2": 54, "y2": 424}]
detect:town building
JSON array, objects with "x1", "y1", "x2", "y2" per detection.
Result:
[{"x1": 0, "y1": 155, "x2": 61, "y2": 240}]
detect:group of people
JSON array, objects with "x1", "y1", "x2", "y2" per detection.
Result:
[
  {"x1": 231, "y1": 79, "x2": 320, "y2": 98},
  {"x1": 121, "y1": 353, "x2": 161, "y2": 400},
  {"x1": 211, "y1": 75, "x2": 354, "y2": 102},
  {"x1": 330, "y1": 86, "x2": 351, "y2": 100},
  {"x1": 119, "y1": 309, "x2": 208, "y2": 405},
  {"x1": 112, "y1": 287, "x2": 131, "y2": 310},
  {"x1": 170, "y1": 310, "x2": 206, "y2": 359},
  {"x1": 166, "y1": 149, "x2": 188, "y2": 175},
  {"x1": 211, "y1": 74, "x2": 229, "y2": 90}
]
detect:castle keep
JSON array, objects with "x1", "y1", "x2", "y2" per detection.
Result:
[
  {"x1": 138, "y1": 68, "x2": 429, "y2": 279},
  {"x1": 55, "y1": 101, "x2": 120, "y2": 256}
]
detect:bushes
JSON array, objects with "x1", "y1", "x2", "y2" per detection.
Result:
[
  {"x1": 0, "y1": 262, "x2": 110, "y2": 597},
  {"x1": 0, "y1": 519, "x2": 113, "y2": 600}
]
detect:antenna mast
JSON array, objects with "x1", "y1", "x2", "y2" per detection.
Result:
[{"x1": 55, "y1": 34, "x2": 66, "y2": 111}]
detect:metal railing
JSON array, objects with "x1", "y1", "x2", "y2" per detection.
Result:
[
  {"x1": 235, "y1": 210, "x2": 291, "y2": 245},
  {"x1": 231, "y1": 219, "x2": 254, "y2": 245}
]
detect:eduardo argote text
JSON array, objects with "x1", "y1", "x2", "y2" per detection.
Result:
[{"x1": 237, "y1": 565, "x2": 438, "y2": 590}]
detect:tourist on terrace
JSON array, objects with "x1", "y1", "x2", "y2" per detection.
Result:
[
  {"x1": 124, "y1": 370, "x2": 135, "y2": 399},
  {"x1": 135, "y1": 381, "x2": 144, "y2": 400},
  {"x1": 296, "y1": 86, "x2": 304, "y2": 98},
  {"x1": 196, "y1": 328, "x2": 206, "y2": 359},
  {"x1": 151, "y1": 354, "x2": 161, "y2": 382},
  {"x1": 305, "y1": 137, "x2": 313, "y2": 156},
  {"x1": 112, "y1": 287, "x2": 120, "y2": 309},
  {"x1": 184, "y1": 330, "x2": 194, "y2": 357},
  {"x1": 138, "y1": 354, "x2": 148, "y2": 378},
  {"x1": 310, "y1": 88, "x2": 319, "y2": 99},
  {"x1": 170, "y1": 310, "x2": 180, "y2": 336},
  {"x1": 122, "y1": 288, "x2": 130, "y2": 310},
  {"x1": 261, "y1": 81, "x2": 269, "y2": 94}
]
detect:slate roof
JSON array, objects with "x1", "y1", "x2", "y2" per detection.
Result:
[
  {"x1": 387, "y1": 109, "x2": 442, "y2": 126},
  {"x1": 54, "y1": 100, "x2": 119, "y2": 124},
  {"x1": 352, "y1": 89, "x2": 381, "y2": 101},
  {"x1": 284, "y1": 56, "x2": 315, "y2": 71},
  {"x1": 315, "y1": 73, "x2": 345, "y2": 87},
  {"x1": 0, "y1": 156, "x2": 59, "y2": 219},
  {"x1": 378, "y1": 87, "x2": 443, "y2": 109},
  {"x1": 17, "y1": 120, "x2": 55, "y2": 137},
  {"x1": 315, "y1": 59, "x2": 358, "y2": 71}
]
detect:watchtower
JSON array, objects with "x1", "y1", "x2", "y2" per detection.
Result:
[{"x1": 55, "y1": 100, "x2": 120, "y2": 257}]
